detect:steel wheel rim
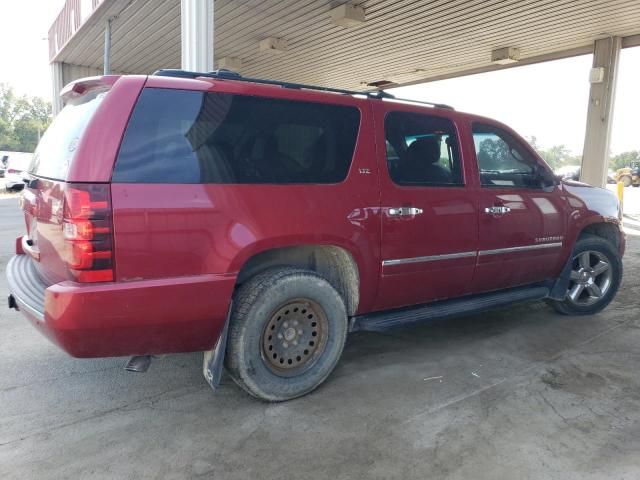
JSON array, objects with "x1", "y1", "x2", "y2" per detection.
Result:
[
  {"x1": 566, "y1": 250, "x2": 612, "y2": 307},
  {"x1": 261, "y1": 299, "x2": 329, "y2": 377}
]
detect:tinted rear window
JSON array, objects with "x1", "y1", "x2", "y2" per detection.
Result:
[
  {"x1": 112, "y1": 88, "x2": 361, "y2": 184},
  {"x1": 29, "y1": 89, "x2": 105, "y2": 180}
]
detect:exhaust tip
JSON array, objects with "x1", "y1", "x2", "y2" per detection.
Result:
[
  {"x1": 8, "y1": 294, "x2": 18, "y2": 311},
  {"x1": 124, "y1": 355, "x2": 152, "y2": 373}
]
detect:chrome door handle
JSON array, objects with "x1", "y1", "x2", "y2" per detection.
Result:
[
  {"x1": 388, "y1": 207, "x2": 423, "y2": 217},
  {"x1": 484, "y1": 206, "x2": 511, "y2": 215}
]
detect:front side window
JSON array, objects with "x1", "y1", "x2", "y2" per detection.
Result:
[
  {"x1": 473, "y1": 123, "x2": 545, "y2": 188},
  {"x1": 384, "y1": 111, "x2": 463, "y2": 186},
  {"x1": 113, "y1": 89, "x2": 361, "y2": 184}
]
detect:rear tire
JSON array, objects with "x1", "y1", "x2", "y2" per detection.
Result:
[
  {"x1": 225, "y1": 268, "x2": 348, "y2": 401},
  {"x1": 548, "y1": 235, "x2": 622, "y2": 316}
]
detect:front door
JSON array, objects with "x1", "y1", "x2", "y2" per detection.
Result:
[
  {"x1": 373, "y1": 104, "x2": 479, "y2": 312},
  {"x1": 470, "y1": 122, "x2": 566, "y2": 292}
]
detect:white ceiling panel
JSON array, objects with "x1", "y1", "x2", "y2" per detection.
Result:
[{"x1": 51, "y1": 0, "x2": 640, "y2": 89}]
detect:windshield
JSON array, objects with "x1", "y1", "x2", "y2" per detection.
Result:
[{"x1": 29, "y1": 89, "x2": 106, "y2": 180}]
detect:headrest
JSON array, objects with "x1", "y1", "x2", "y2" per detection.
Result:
[{"x1": 406, "y1": 137, "x2": 441, "y2": 164}]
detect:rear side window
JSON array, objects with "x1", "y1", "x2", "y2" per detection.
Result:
[
  {"x1": 384, "y1": 111, "x2": 463, "y2": 186},
  {"x1": 29, "y1": 90, "x2": 106, "y2": 180},
  {"x1": 113, "y1": 88, "x2": 361, "y2": 184}
]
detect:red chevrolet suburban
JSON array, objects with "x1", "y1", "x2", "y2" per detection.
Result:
[{"x1": 7, "y1": 70, "x2": 624, "y2": 401}]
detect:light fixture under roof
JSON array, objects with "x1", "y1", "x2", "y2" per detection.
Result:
[
  {"x1": 259, "y1": 37, "x2": 288, "y2": 54},
  {"x1": 217, "y1": 56, "x2": 243, "y2": 71},
  {"x1": 365, "y1": 79, "x2": 398, "y2": 89},
  {"x1": 491, "y1": 47, "x2": 521, "y2": 65},
  {"x1": 330, "y1": 4, "x2": 365, "y2": 27}
]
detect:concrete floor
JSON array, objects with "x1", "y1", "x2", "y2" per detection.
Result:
[{"x1": 1, "y1": 196, "x2": 639, "y2": 480}]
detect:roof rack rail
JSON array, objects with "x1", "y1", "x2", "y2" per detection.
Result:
[
  {"x1": 366, "y1": 89, "x2": 454, "y2": 110},
  {"x1": 152, "y1": 69, "x2": 454, "y2": 110}
]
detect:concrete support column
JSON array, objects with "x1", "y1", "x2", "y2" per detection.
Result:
[
  {"x1": 104, "y1": 18, "x2": 112, "y2": 75},
  {"x1": 51, "y1": 62, "x2": 65, "y2": 116},
  {"x1": 580, "y1": 37, "x2": 622, "y2": 187},
  {"x1": 181, "y1": 0, "x2": 214, "y2": 72}
]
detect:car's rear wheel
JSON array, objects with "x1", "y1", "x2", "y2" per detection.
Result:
[
  {"x1": 548, "y1": 235, "x2": 622, "y2": 315},
  {"x1": 225, "y1": 268, "x2": 348, "y2": 401}
]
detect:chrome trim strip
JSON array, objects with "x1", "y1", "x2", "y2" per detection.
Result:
[
  {"x1": 382, "y1": 251, "x2": 477, "y2": 267},
  {"x1": 478, "y1": 242, "x2": 563, "y2": 256},
  {"x1": 382, "y1": 242, "x2": 563, "y2": 266}
]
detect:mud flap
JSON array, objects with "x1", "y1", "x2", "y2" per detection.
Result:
[
  {"x1": 548, "y1": 254, "x2": 574, "y2": 301},
  {"x1": 203, "y1": 301, "x2": 232, "y2": 391}
]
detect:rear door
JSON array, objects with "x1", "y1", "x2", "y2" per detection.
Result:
[
  {"x1": 373, "y1": 103, "x2": 479, "y2": 311},
  {"x1": 108, "y1": 81, "x2": 381, "y2": 309},
  {"x1": 470, "y1": 122, "x2": 566, "y2": 292}
]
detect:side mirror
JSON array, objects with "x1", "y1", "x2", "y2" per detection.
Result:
[{"x1": 537, "y1": 165, "x2": 558, "y2": 188}]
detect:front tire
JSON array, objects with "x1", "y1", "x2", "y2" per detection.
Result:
[
  {"x1": 549, "y1": 235, "x2": 622, "y2": 315},
  {"x1": 225, "y1": 268, "x2": 348, "y2": 401}
]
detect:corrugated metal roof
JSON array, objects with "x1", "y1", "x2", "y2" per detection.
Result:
[{"x1": 51, "y1": 0, "x2": 640, "y2": 89}]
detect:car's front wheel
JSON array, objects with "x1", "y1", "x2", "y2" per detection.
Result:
[
  {"x1": 549, "y1": 235, "x2": 622, "y2": 315},
  {"x1": 225, "y1": 268, "x2": 348, "y2": 401}
]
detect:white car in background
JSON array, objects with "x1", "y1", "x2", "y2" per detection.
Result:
[
  {"x1": 4, "y1": 153, "x2": 33, "y2": 191},
  {"x1": 0, "y1": 154, "x2": 8, "y2": 178}
]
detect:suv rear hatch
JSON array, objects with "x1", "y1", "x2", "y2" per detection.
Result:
[{"x1": 21, "y1": 80, "x2": 117, "y2": 285}]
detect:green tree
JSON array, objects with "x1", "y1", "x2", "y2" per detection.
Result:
[
  {"x1": 0, "y1": 83, "x2": 52, "y2": 152},
  {"x1": 537, "y1": 144, "x2": 572, "y2": 170},
  {"x1": 525, "y1": 136, "x2": 580, "y2": 170},
  {"x1": 610, "y1": 151, "x2": 640, "y2": 170}
]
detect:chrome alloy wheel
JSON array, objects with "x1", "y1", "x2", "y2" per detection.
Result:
[
  {"x1": 566, "y1": 250, "x2": 612, "y2": 307},
  {"x1": 261, "y1": 299, "x2": 329, "y2": 377}
]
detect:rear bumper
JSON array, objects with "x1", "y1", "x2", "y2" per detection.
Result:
[
  {"x1": 6, "y1": 255, "x2": 47, "y2": 321},
  {"x1": 6, "y1": 254, "x2": 236, "y2": 358}
]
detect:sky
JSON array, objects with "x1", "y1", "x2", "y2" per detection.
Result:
[
  {"x1": 0, "y1": 1, "x2": 638, "y2": 156},
  {"x1": 0, "y1": 1, "x2": 66, "y2": 98},
  {"x1": 391, "y1": 49, "x2": 640, "y2": 156}
]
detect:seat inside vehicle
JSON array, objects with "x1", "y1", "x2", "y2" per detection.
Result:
[{"x1": 400, "y1": 136, "x2": 452, "y2": 185}]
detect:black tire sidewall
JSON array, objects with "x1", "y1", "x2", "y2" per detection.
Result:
[
  {"x1": 556, "y1": 235, "x2": 622, "y2": 315},
  {"x1": 229, "y1": 270, "x2": 347, "y2": 401}
]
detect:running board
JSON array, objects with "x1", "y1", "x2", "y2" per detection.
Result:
[{"x1": 350, "y1": 285, "x2": 550, "y2": 333}]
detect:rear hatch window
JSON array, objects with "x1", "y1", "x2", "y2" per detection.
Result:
[{"x1": 29, "y1": 89, "x2": 106, "y2": 180}]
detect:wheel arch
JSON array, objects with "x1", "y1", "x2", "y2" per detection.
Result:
[
  {"x1": 578, "y1": 220, "x2": 622, "y2": 252},
  {"x1": 234, "y1": 244, "x2": 361, "y2": 316}
]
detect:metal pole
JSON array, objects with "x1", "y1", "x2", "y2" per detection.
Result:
[
  {"x1": 50, "y1": 62, "x2": 64, "y2": 115},
  {"x1": 103, "y1": 18, "x2": 112, "y2": 75},
  {"x1": 181, "y1": 0, "x2": 214, "y2": 71}
]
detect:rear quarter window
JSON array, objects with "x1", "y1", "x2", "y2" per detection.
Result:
[{"x1": 112, "y1": 88, "x2": 361, "y2": 184}]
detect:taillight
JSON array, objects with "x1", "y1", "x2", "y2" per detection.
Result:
[
  {"x1": 7, "y1": 168, "x2": 19, "y2": 174},
  {"x1": 63, "y1": 184, "x2": 114, "y2": 282}
]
